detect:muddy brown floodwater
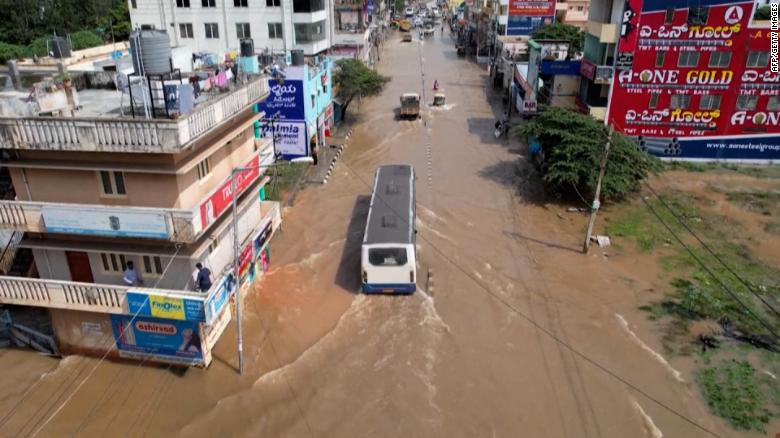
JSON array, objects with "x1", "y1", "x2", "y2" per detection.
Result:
[{"x1": 0, "y1": 28, "x2": 761, "y2": 438}]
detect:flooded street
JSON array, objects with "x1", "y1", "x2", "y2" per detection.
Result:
[{"x1": 0, "y1": 29, "x2": 749, "y2": 438}]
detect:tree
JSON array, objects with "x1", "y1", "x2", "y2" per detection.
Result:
[
  {"x1": 515, "y1": 106, "x2": 661, "y2": 201},
  {"x1": 333, "y1": 58, "x2": 390, "y2": 118},
  {"x1": 530, "y1": 23, "x2": 585, "y2": 58},
  {"x1": 754, "y1": 5, "x2": 771, "y2": 20}
]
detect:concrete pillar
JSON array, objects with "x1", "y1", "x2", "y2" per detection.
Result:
[{"x1": 7, "y1": 60, "x2": 22, "y2": 90}]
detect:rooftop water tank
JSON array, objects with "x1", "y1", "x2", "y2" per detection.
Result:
[{"x1": 129, "y1": 30, "x2": 172, "y2": 76}]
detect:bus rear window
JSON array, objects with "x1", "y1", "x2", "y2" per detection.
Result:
[{"x1": 368, "y1": 248, "x2": 408, "y2": 266}]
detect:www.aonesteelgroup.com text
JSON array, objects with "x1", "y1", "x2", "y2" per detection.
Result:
[
  {"x1": 706, "y1": 142, "x2": 780, "y2": 152},
  {"x1": 773, "y1": 1, "x2": 780, "y2": 73}
]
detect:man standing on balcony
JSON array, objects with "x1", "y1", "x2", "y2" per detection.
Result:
[
  {"x1": 122, "y1": 261, "x2": 142, "y2": 286},
  {"x1": 195, "y1": 263, "x2": 213, "y2": 292}
]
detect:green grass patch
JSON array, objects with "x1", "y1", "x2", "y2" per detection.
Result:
[
  {"x1": 725, "y1": 190, "x2": 780, "y2": 215},
  {"x1": 664, "y1": 161, "x2": 780, "y2": 179},
  {"x1": 696, "y1": 358, "x2": 777, "y2": 432},
  {"x1": 265, "y1": 162, "x2": 307, "y2": 201},
  {"x1": 765, "y1": 220, "x2": 780, "y2": 236}
]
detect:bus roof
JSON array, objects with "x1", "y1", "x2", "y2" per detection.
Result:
[{"x1": 364, "y1": 165, "x2": 415, "y2": 245}]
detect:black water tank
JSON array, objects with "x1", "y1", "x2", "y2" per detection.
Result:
[
  {"x1": 240, "y1": 38, "x2": 254, "y2": 57},
  {"x1": 50, "y1": 37, "x2": 71, "y2": 59},
  {"x1": 291, "y1": 49, "x2": 304, "y2": 66}
]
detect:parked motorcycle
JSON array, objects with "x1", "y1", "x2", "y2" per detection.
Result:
[{"x1": 494, "y1": 119, "x2": 509, "y2": 139}]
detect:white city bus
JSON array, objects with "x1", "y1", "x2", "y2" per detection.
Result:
[{"x1": 361, "y1": 165, "x2": 417, "y2": 294}]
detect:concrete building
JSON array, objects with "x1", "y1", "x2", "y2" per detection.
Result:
[
  {"x1": 0, "y1": 59, "x2": 284, "y2": 365},
  {"x1": 554, "y1": 0, "x2": 591, "y2": 30},
  {"x1": 129, "y1": 0, "x2": 333, "y2": 57},
  {"x1": 583, "y1": 0, "x2": 780, "y2": 161}
]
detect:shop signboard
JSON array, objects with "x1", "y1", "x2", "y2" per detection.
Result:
[
  {"x1": 255, "y1": 68, "x2": 305, "y2": 120},
  {"x1": 580, "y1": 58, "x2": 596, "y2": 80},
  {"x1": 111, "y1": 315, "x2": 203, "y2": 365},
  {"x1": 126, "y1": 291, "x2": 205, "y2": 322},
  {"x1": 204, "y1": 274, "x2": 235, "y2": 325},
  {"x1": 238, "y1": 241, "x2": 254, "y2": 281},
  {"x1": 199, "y1": 155, "x2": 260, "y2": 230},
  {"x1": 204, "y1": 305, "x2": 231, "y2": 350},
  {"x1": 42, "y1": 206, "x2": 169, "y2": 239},
  {"x1": 606, "y1": 0, "x2": 780, "y2": 161},
  {"x1": 507, "y1": 0, "x2": 555, "y2": 36},
  {"x1": 253, "y1": 219, "x2": 273, "y2": 256},
  {"x1": 261, "y1": 120, "x2": 308, "y2": 158},
  {"x1": 540, "y1": 60, "x2": 581, "y2": 76},
  {"x1": 594, "y1": 66, "x2": 613, "y2": 84}
]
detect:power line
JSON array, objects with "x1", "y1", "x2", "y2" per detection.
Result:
[
  {"x1": 638, "y1": 194, "x2": 780, "y2": 343},
  {"x1": 24, "y1": 243, "x2": 186, "y2": 438},
  {"x1": 643, "y1": 182, "x2": 780, "y2": 319},
  {"x1": 337, "y1": 159, "x2": 724, "y2": 438}
]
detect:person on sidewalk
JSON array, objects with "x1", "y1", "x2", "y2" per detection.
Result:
[{"x1": 433, "y1": 80, "x2": 439, "y2": 91}]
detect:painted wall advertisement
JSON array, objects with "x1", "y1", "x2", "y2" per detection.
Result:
[
  {"x1": 606, "y1": 0, "x2": 780, "y2": 161},
  {"x1": 111, "y1": 315, "x2": 203, "y2": 365},
  {"x1": 507, "y1": 0, "x2": 555, "y2": 36},
  {"x1": 42, "y1": 206, "x2": 169, "y2": 239},
  {"x1": 126, "y1": 291, "x2": 205, "y2": 322},
  {"x1": 199, "y1": 155, "x2": 260, "y2": 229}
]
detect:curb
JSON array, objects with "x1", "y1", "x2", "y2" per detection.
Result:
[{"x1": 427, "y1": 268, "x2": 434, "y2": 296}]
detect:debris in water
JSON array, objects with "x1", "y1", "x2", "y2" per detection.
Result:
[
  {"x1": 631, "y1": 397, "x2": 663, "y2": 438},
  {"x1": 592, "y1": 235, "x2": 611, "y2": 247},
  {"x1": 615, "y1": 314, "x2": 684, "y2": 382}
]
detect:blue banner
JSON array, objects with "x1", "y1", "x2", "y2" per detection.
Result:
[
  {"x1": 638, "y1": 135, "x2": 780, "y2": 162},
  {"x1": 256, "y1": 79, "x2": 305, "y2": 120},
  {"x1": 111, "y1": 315, "x2": 203, "y2": 365},
  {"x1": 204, "y1": 275, "x2": 235, "y2": 324},
  {"x1": 126, "y1": 292, "x2": 205, "y2": 322},
  {"x1": 507, "y1": 15, "x2": 552, "y2": 36},
  {"x1": 540, "y1": 60, "x2": 581, "y2": 76}
]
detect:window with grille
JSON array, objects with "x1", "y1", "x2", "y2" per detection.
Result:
[
  {"x1": 664, "y1": 7, "x2": 674, "y2": 24},
  {"x1": 205, "y1": 23, "x2": 219, "y2": 38},
  {"x1": 268, "y1": 22, "x2": 283, "y2": 38},
  {"x1": 234, "y1": 0, "x2": 248, "y2": 5},
  {"x1": 648, "y1": 93, "x2": 659, "y2": 109},
  {"x1": 177, "y1": 0, "x2": 190, "y2": 7},
  {"x1": 202, "y1": 0, "x2": 216, "y2": 7},
  {"x1": 708, "y1": 52, "x2": 731, "y2": 68},
  {"x1": 746, "y1": 51, "x2": 769, "y2": 68},
  {"x1": 699, "y1": 94, "x2": 721, "y2": 110},
  {"x1": 236, "y1": 23, "x2": 251, "y2": 39},
  {"x1": 266, "y1": 0, "x2": 281, "y2": 6},
  {"x1": 101, "y1": 253, "x2": 128, "y2": 273},
  {"x1": 670, "y1": 94, "x2": 690, "y2": 109},
  {"x1": 142, "y1": 255, "x2": 164, "y2": 276},
  {"x1": 677, "y1": 51, "x2": 699, "y2": 68},
  {"x1": 179, "y1": 23, "x2": 194, "y2": 38},
  {"x1": 736, "y1": 95, "x2": 758, "y2": 111},
  {"x1": 687, "y1": 6, "x2": 708, "y2": 25},
  {"x1": 768, "y1": 96, "x2": 780, "y2": 111},
  {"x1": 655, "y1": 51, "x2": 666, "y2": 67},
  {"x1": 99, "y1": 171, "x2": 126, "y2": 196},
  {"x1": 197, "y1": 158, "x2": 211, "y2": 180}
]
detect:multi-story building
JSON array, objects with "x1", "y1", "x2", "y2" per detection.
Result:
[
  {"x1": 0, "y1": 59, "x2": 283, "y2": 365},
  {"x1": 129, "y1": 0, "x2": 333, "y2": 57},
  {"x1": 575, "y1": 0, "x2": 620, "y2": 120},
  {"x1": 584, "y1": 0, "x2": 780, "y2": 161},
  {"x1": 555, "y1": 0, "x2": 590, "y2": 29}
]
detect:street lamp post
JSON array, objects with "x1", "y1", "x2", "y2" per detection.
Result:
[{"x1": 230, "y1": 156, "x2": 314, "y2": 375}]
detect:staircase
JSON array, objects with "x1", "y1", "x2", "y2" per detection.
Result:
[{"x1": 6, "y1": 247, "x2": 34, "y2": 277}]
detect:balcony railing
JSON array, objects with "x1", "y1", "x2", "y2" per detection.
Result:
[
  {"x1": 0, "y1": 77, "x2": 268, "y2": 153},
  {"x1": 586, "y1": 21, "x2": 617, "y2": 43}
]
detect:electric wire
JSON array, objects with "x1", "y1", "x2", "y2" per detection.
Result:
[
  {"x1": 644, "y1": 182, "x2": 780, "y2": 319},
  {"x1": 337, "y1": 159, "x2": 724, "y2": 438}
]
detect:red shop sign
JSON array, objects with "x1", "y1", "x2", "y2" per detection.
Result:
[
  {"x1": 238, "y1": 241, "x2": 253, "y2": 280},
  {"x1": 199, "y1": 155, "x2": 260, "y2": 229},
  {"x1": 580, "y1": 58, "x2": 596, "y2": 80}
]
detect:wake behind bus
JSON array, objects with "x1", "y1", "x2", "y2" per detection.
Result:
[{"x1": 361, "y1": 165, "x2": 417, "y2": 294}]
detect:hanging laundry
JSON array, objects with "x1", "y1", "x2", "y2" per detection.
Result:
[
  {"x1": 178, "y1": 84, "x2": 194, "y2": 114},
  {"x1": 163, "y1": 84, "x2": 178, "y2": 112},
  {"x1": 216, "y1": 71, "x2": 228, "y2": 88}
]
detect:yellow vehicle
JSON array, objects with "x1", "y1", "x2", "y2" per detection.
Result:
[
  {"x1": 399, "y1": 93, "x2": 420, "y2": 119},
  {"x1": 398, "y1": 19, "x2": 412, "y2": 32}
]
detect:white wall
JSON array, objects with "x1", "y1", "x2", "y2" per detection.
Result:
[{"x1": 129, "y1": 0, "x2": 334, "y2": 57}]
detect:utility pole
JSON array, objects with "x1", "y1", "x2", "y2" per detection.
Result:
[
  {"x1": 231, "y1": 169, "x2": 244, "y2": 375},
  {"x1": 582, "y1": 125, "x2": 613, "y2": 254}
]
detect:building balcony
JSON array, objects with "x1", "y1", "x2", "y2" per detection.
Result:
[
  {"x1": 0, "y1": 142, "x2": 275, "y2": 243},
  {"x1": 586, "y1": 20, "x2": 617, "y2": 43},
  {"x1": 0, "y1": 77, "x2": 269, "y2": 154}
]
